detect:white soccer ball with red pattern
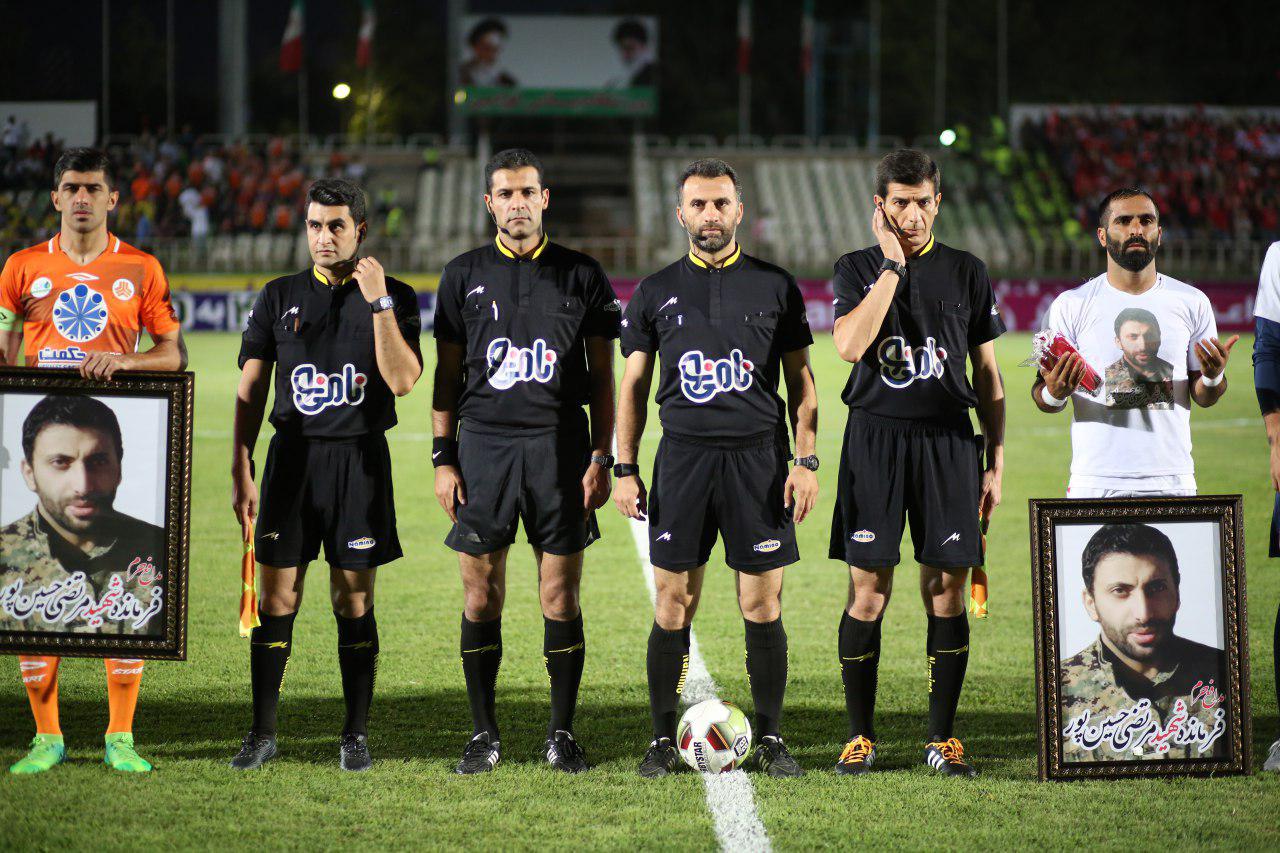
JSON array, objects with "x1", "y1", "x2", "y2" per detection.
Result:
[{"x1": 677, "y1": 699, "x2": 753, "y2": 773}]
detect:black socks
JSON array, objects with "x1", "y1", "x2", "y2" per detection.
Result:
[
  {"x1": 926, "y1": 612, "x2": 970, "y2": 741},
  {"x1": 839, "y1": 612, "x2": 882, "y2": 740},
  {"x1": 744, "y1": 618, "x2": 788, "y2": 738},
  {"x1": 461, "y1": 615, "x2": 503, "y2": 739},
  {"x1": 336, "y1": 609, "x2": 379, "y2": 736},
  {"x1": 544, "y1": 613, "x2": 586, "y2": 737},
  {"x1": 647, "y1": 623, "x2": 690, "y2": 741},
  {"x1": 249, "y1": 610, "x2": 297, "y2": 736}
]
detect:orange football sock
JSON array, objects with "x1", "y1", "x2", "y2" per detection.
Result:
[
  {"x1": 105, "y1": 658, "x2": 145, "y2": 735},
  {"x1": 19, "y1": 655, "x2": 62, "y2": 736}
]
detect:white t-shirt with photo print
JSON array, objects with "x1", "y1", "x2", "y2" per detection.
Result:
[{"x1": 1044, "y1": 272, "x2": 1216, "y2": 492}]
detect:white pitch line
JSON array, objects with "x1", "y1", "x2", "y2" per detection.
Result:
[{"x1": 627, "y1": 516, "x2": 772, "y2": 853}]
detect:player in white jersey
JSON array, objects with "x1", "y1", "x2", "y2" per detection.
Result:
[
  {"x1": 1251, "y1": 239, "x2": 1280, "y2": 771},
  {"x1": 1031, "y1": 188, "x2": 1237, "y2": 498}
]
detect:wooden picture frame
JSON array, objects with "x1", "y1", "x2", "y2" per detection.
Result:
[
  {"x1": 1029, "y1": 496, "x2": 1251, "y2": 780},
  {"x1": 0, "y1": 367, "x2": 192, "y2": 660}
]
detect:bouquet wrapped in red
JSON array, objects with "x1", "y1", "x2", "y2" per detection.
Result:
[{"x1": 1022, "y1": 330, "x2": 1101, "y2": 395}]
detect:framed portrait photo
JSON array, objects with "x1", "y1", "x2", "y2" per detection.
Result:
[
  {"x1": 1029, "y1": 496, "x2": 1250, "y2": 780},
  {"x1": 0, "y1": 368, "x2": 192, "y2": 660}
]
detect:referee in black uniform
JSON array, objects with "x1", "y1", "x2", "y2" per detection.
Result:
[
  {"x1": 432, "y1": 149, "x2": 619, "y2": 774},
  {"x1": 614, "y1": 158, "x2": 819, "y2": 778},
  {"x1": 229, "y1": 178, "x2": 423, "y2": 772},
  {"x1": 829, "y1": 150, "x2": 1004, "y2": 777}
]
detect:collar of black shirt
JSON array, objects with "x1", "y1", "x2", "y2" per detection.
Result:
[
  {"x1": 493, "y1": 232, "x2": 549, "y2": 263},
  {"x1": 684, "y1": 243, "x2": 743, "y2": 272}
]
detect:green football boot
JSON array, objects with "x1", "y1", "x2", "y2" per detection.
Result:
[
  {"x1": 9, "y1": 734, "x2": 66, "y2": 775},
  {"x1": 104, "y1": 733, "x2": 153, "y2": 773}
]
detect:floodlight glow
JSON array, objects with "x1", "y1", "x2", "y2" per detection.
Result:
[
  {"x1": 939, "y1": 128, "x2": 957, "y2": 147},
  {"x1": 333, "y1": 83, "x2": 352, "y2": 100}
]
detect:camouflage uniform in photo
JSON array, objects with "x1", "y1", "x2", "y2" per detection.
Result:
[
  {"x1": 0, "y1": 508, "x2": 167, "y2": 636},
  {"x1": 1103, "y1": 357, "x2": 1175, "y2": 409},
  {"x1": 1059, "y1": 634, "x2": 1227, "y2": 761}
]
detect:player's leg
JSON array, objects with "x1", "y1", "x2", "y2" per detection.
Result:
[
  {"x1": 535, "y1": 548, "x2": 588, "y2": 771},
  {"x1": 639, "y1": 564, "x2": 707, "y2": 777},
  {"x1": 103, "y1": 657, "x2": 150, "y2": 772},
  {"x1": 1267, "y1": 597, "x2": 1280, "y2": 772},
  {"x1": 9, "y1": 655, "x2": 65, "y2": 775},
  {"x1": 735, "y1": 567, "x2": 803, "y2": 777},
  {"x1": 830, "y1": 414, "x2": 908, "y2": 775},
  {"x1": 231, "y1": 563, "x2": 308, "y2": 769},
  {"x1": 455, "y1": 549, "x2": 509, "y2": 774},
  {"x1": 918, "y1": 565, "x2": 976, "y2": 776},
  {"x1": 331, "y1": 565, "x2": 378, "y2": 772}
]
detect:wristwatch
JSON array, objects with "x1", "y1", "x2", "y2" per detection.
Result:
[
  {"x1": 370, "y1": 295, "x2": 394, "y2": 313},
  {"x1": 879, "y1": 257, "x2": 907, "y2": 280},
  {"x1": 591, "y1": 453, "x2": 615, "y2": 469},
  {"x1": 794, "y1": 455, "x2": 820, "y2": 471},
  {"x1": 612, "y1": 462, "x2": 640, "y2": 478}
]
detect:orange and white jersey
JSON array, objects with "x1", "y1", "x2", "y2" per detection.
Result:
[{"x1": 0, "y1": 232, "x2": 180, "y2": 367}]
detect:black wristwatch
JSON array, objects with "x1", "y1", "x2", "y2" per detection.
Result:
[
  {"x1": 879, "y1": 257, "x2": 907, "y2": 280},
  {"x1": 612, "y1": 462, "x2": 640, "y2": 478},
  {"x1": 591, "y1": 454, "x2": 615, "y2": 469},
  {"x1": 794, "y1": 455, "x2": 820, "y2": 471},
  {"x1": 370, "y1": 295, "x2": 394, "y2": 313}
]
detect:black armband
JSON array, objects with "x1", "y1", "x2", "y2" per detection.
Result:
[{"x1": 432, "y1": 436, "x2": 459, "y2": 468}]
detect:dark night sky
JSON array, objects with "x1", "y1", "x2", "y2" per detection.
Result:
[{"x1": 0, "y1": 1, "x2": 1275, "y2": 140}]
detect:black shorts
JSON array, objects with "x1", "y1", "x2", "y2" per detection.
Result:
[
  {"x1": 828, "y1": 411, "x2": 982, "y2": 570},
  {"x1": 445, "y1": 421, "x2": 600, "y2": 557},
  {"x1": 648, "y1": 432, "x2": 798, "y2": 574},
  {"x1": 256, "y1": 432, "x2": 402, "y2": 570}
]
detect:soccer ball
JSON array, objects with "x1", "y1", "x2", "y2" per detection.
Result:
[{"x1": 677, "y1": 699, "x2": 753, "y2": 773}]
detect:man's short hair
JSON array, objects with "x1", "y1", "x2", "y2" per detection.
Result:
[
  {"x1": 306, "y1": 178, "x2": 367, "y2": 226},
  {"x1": 1114, "y1": 307, "x2": 1160, "y2": 337},
  {"x1": 53, "y1": 148, "x2": 116, "y2": 191},
  {"x1": 875, "y1": 149, "x2": 940, "y2": 198},
  {"x1": 468, "y1": 17, "x2": 507, "y2": 46},
  {"x1": 484, "y1": 148, "x2": 544, "y2": 192},
  {"x1": 1098, "y1": 187, "x2": 1158, "y2": 228},
  {"x1": 1081, "y1": 523, "x2": 1180, "y2": 593},
  {"x1": 22, "y1": 395, "x2": 123, "y2": 463},
  {"x1": 677, "y1": 158, "x2": 741, "y2": 203},
  {"x1": 613, "y1": 19, "x2": 649, "y2": 45}
]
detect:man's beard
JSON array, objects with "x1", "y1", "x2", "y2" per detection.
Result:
[
  {"x1": 688, "y1": 223, "x2": 734, "y2": 253},
  {"x1": 1101, "y1": 615, "x2": 1174, "y2": 666},
  {"x1": 41, "y1": 489, "x2": 117, "y2": 535},
  {"x1": 1107, "y1": 234, "x2": 1158, "y2": 272}
]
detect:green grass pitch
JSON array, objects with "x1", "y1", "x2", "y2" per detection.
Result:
[{"x1": 2, "y1": 331, "x2": 1278, "y2": 850}]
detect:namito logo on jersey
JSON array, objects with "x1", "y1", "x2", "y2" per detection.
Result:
[
  {"x1": 291, "y1": 363, "x2": 367, "y2": 415},
  {"x1": 52, "y1": 283, "x2": 109, "y2": 343},
  {"x1": 486, "y1": 337, "x2": 556, "y2": 390},
  {"x1": 678, "y1": 349, "x2": 754, "y2": 403},
  {"x1": 876, "y1": 336, "x2": 948, "y2": 389}
]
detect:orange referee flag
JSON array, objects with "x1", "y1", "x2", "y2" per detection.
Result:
[
  {"x1": 970, "y1": 517, "x2": 989, "y2": 619},
  {"x1": 239, "y1": 524, "x2": 260, "y2": 638}
]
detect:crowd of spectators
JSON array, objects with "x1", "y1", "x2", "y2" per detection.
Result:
[
  {"x1": 1, "y1": 124, "x2": 371, "y2": 249},
  {"x1": 1023, "y1": 108, "x2": 1280, "y2": 243}
]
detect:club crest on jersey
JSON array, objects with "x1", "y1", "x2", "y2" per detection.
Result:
[
  {"x1": 486, "y1": 337, "x2": 556, "y2": 390},
  {"x1": 52, "y1": 283, "x2": 109, "y2": 343},
  {"x1": 36, "y1": 345, "x2": 88, "y2": 367},
  {"x1": 877, "y1": 335, "x2": 947, "y2": 389},
  {"x1": 678, "y1": 349, "x2": 754, "y2": 403},
  {"x1": 290, "y1": 363, "x2": 367, "y2": 415},
  {"x1": 112, "y1": 278, "x2": 135, "y2": 301},
  {"x1": 30, "y1": 277, "x2": 52, "y2": 298}
]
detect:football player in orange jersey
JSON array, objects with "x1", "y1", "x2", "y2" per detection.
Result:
[{"x1": 0, "y1": 147, "x2": 187, "y2": 774}]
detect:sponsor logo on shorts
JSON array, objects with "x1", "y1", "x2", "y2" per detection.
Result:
[
  {"x1": 851, "y1": 530, "x2": 876, "y2": 543},
  {"x1": 656, "y1": 531, "x2": 672, "y2": 542},
  {"x1": 678, "y1": 349, "x2": 754, "y2": 403},
  {"x1": 941, "y1": 531, "x2": 961, "y2": 545},
  {"x1": 876, "y1": 335, "x2": 948, "y2": 389},
  {"x1": 348, "y1": 537, "x2": 376, "y2": 550},
  {"x1": 259, "y1": 531, "x2": 280, "y2": 541},
  {"x1": 753, "y1": 539, "x2": 782, "y2": 553},
  {"x1": 30, "y1": 276, "x2": 53, "y2": 298},
  {"x1": 486, "y1": 337, "x2": 556, "y2": 390},
  {"x1": 290, "y1": 362, "x2": 367, "y2": 415},
  {"x1": 111, "y1": 666, "x2": 144, "y2": 675},
  {"x1": 112, "y1": 278, "x2": 135, "y2": 301},
  {"x1": 36, "y1": 345, "x2": 88, "y2": 367},
  {"x1": 19, "y1": 661, "x2": 46, "y2": 672}
]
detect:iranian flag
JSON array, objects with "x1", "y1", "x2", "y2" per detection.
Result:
[
  {"x1": 280, "y1": 0, "x2": 304, "y2": 74},
  {"x1": 356, "y1": 0, "x2": 375, "y2": 69}
]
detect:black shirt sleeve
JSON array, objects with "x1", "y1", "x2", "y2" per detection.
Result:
[
  {"x1": 389, "y1": 280, "x2": 422, "y2": 344},
  {"x1": 832, "y1": 252, "x2": 877, "y2": 321},
  {"x1": 581, "y1": 263, "x2": 622, "y2": 339},
  {"x1": 966, "y1": 257, "x2": 1006, "y2": 347},
  {"x1": 777, "y1": 274, "x2": 814, "y2": 353},
  {"x1": 432, "y1": 265, "x2": 466, "y2": 345},
  {"x1": 238, "y1": 285, "x2": 276, "y2": 368},
  {"x1": 619, "y1": 279, "x2": 655, "y2": 356}
]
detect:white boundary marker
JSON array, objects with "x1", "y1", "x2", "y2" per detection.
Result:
[{"x1": 628, "y1": 516, "x2": 772, "y2": 853}]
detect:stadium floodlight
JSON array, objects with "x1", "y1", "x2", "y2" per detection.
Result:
[
  {"x1": 332, "y1": 82, "x2": 352, "y2": 100},
  {"x1": 939, "y1": 128, "x2": 957, "y2": 147}
]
